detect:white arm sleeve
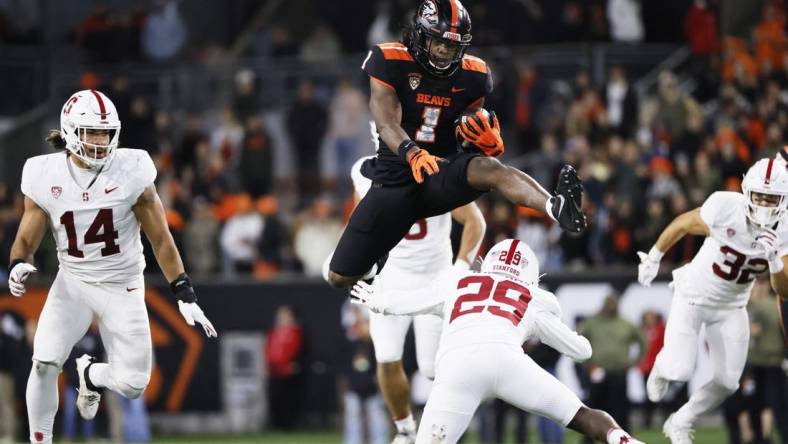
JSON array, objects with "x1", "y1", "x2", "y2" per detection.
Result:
[
  {"x1": 383, "y1": 300, "x2": 444, "y2": 317},
  {"x1": 380, "y1": 268, "x2": 461, "y2": 318},
  {"x1": 533, "y1": 313, "x2": 592, "y2": 362},
  {"x1": 529, "y1": 289, "x2": 592, "y2": 361}
]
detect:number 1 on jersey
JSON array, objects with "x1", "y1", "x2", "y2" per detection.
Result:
[
  {"x1": 60, "y1": 209, "x2": 120, "y2": 257},
  {"x1": 415, "y1": 106, "x2": 441, "y2": 143}
]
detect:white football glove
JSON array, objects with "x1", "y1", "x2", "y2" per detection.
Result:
[
  {"x1": 636, "y1": 250, "x2": 661, "y2": 287},
  {"x1": 177, "y1": 301, "x2": 218, "y2": 337},
  {"x1": 8, "y1": 262, "x2": 37, "y2": 297},
  {"x1": 350, "y1": 280, "x2": 386, "y2": 314},
  {"x1": 756, "y1": 228, "x2": 784, "y2": 273}
]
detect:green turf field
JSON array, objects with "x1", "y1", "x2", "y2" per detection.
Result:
[{"x1": 151, "y1": 427, "x2": 730, "y2": 443}]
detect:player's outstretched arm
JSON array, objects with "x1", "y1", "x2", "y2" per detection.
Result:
[
  {"x1": 350, "y1": 281, "x2": 444, "y2": 316},
  {"x1": 450, "y1": 202, "x2": 486, "y2": 267},
  {"x1": 368, "y1": 78, "x2": 441, "y2": 183},
  {"x1": 133, "y1": 185, "x2": 217, "y2": 337},
  {"x1": 637, "y1": 207, "x2": 710, "y2": 287},
  {"x1": 7, "y1": 197, "x2": 47, "y2": 296}
]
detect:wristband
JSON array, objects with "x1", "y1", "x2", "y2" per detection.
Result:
[
  {"x1": 398, "y1": 140, "x2": 417, "y2": 163},
  {"x1": 9, "y1": 258, "x2": 25, "y2": 274},
  {"x1": 170, "y1": 273, "x2": 197, "y2": 303},
  {"x1": 647, "y1": 246, "x2": 664, "y2": 263}
]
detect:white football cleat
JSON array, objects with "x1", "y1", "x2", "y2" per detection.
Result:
[
  {"x1": 663, "y1": 413, "x2": 694, "y2": 444},
  {"x1": 646, "y1": 369, "x2": 669, "y2": 402},
  {"x1": 76, "y1": 354, "x2": 101, "y2": 420},
  {"x1": 390, "y1": 431, "x2": 416, "y2": 444}
]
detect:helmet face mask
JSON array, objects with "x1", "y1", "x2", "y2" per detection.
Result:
[
  {"x1": 60, "y1": 90, "x2": 121, "y2": 170},
  {"x1": 745, "y1": 190, "x2": 785, "y2": 228},
  {"x1": 409, "y1": 0, "x2": 472, "y2": 77},
  {"x1": 75, "y1": 127, "x2": 118, "y2": 166},
  {"x1": 741, "y1": 158, "x2": 788, "y2": 229}
]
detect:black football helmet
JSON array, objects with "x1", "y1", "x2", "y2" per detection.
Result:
[{"x1": 406, "y1": 0, "x2": 472, "y2": 77}]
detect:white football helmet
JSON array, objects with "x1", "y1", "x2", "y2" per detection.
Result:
[
  {"x1": 741, "y1": 157, "x2": 788, "y2": 228},
  {"x1": 480, "y1": 239, "x2": 540, "y2": 285},
  {"x1": 60, "y1": 90, "x2": 121, "y2": 169}
]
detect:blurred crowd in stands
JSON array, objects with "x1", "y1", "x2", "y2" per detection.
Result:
[{"x1": 0, "y1": 0, "x2": 785, "y2": 280}]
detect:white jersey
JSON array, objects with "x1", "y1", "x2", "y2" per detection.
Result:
[
  {"x1": 377, "y1": 270, "x2": 591, "y2": 362},
  {"x1": 674, "y1": 191, "x2": 788, "y2": 308},
  {"x1": 351, "y1": 156, "x2": 452, "y2": 274},
  {"x1": 21, "y1": 149, "x2": 157, "y2": 283}
]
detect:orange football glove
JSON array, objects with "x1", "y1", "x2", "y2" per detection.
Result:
[
  {"x1": 456, "y1": 110, "x2": 504, "y2": 157},
  {"x1": 405, "y1": 147, "x2": 442, "y2": 183}
]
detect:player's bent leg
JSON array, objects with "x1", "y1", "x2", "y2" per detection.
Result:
[
  {"x1": 415, "y1": 408, "x2": 474, "y2": 444},
  {"x1": 413, "y1": 314, "x2": 443, "y2": 380},
  {"x1": 89, "y1": 280, "x2": 152, "y2": 400},
  {"x1": 649, "y1": 294, "x2": 702, "y2": 402},
  {"x1": 26, "y1": 360, "x2": 60, "y2": 444},
  {"x1": 567, "y1": 407, "x2": 645, "y2": 444},
  {"x1": 414, "y1": 371, "x2": 484, "y2": 444},
  {"x1": 326, "y1": 270, "x2": 363, "y2": 288},
  {"x1": 28, "y1": 273, "x2": 93, "y2": 443},
  {"x1": 415, "y1": 346, "x2": 493, "y2": 444},
  {"x1": 370, "y1": 312, "x2": 416, "y2": 440},
  {"x1": 496, "y1": 349, "x2": 583, "y2": 428},
  {"x1": 329, "y1": 186, "x2": 418, "y2": 287},
  {"x1": 465, "y1": 156, "x2": 550, "y2": 211},
  {"x1": 671, "y1": 307, "x2": 749, "y2": 430},
  {"x1": 377, "y1": 362, "x2": 412, "y2": 420}
]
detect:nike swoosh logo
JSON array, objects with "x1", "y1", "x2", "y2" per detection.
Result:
[
  {"x1": 105, "y1": 187, "x2": 118, "y2": 194},
  {"x1": 126, "y1": 287, "x2": 138, "y2": 292},
  {"x1": 451, "y1": 87, "x2": 466, "y2": 93}
]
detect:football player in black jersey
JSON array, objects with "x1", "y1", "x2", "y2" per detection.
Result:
[{"x1": 326, "y1": 0, "x2": 586, "y2": 288}]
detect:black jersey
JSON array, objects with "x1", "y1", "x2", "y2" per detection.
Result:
[{"x1": 361, "y1": 42, "x2": 493, "y2": 185}]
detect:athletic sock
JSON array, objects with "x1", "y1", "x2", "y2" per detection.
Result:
[
  {"x1": 606, "y1": 428, "x2": 632, "y2": 444},
  {"x1": 394, "y1": 414, "x2": 417, "y2": 435},
  {"x1": 88, "y1": 362, "x2": 110, "y2": 390}
]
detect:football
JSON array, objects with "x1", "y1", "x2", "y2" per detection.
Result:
[{"x1": 455, "y1": 108, "x2": 495, "y2": 152}]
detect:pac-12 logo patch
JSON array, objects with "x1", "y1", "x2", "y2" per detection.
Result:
[
  {"x1": 408, "y1": 73, "x2": 422, "y2": 90},
  {"x1": 51, "y1": 186, "x2": 62, "y2": 199},
  {"x1": 727, "y1": 228, "x2": 736, "y2": 237}
]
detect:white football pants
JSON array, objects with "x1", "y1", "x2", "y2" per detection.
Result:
[
  {"x1": 416, "y1": 343, "x2": 582, "y2": 444},
  {"x1": 27, "y1": 271, "x2": 151, "y2": 443}
]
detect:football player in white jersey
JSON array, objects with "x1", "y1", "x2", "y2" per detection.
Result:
[
  {"x1": 350, "y1": 239, "x2": 644, "y2": 444},
  {"x1": 347, "y1": 156, "x2": 485, "y2": 444},
  {"x1": 7, "y1": 90, "x2": 216, "y2": 444},
  {"x1": 637, "y1": 157, "x2": 788, "y2": 443}
]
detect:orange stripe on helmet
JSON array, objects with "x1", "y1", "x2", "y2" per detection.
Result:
[{"x1": 449, "y1": 0, "x2": 459, "y2": 33}]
